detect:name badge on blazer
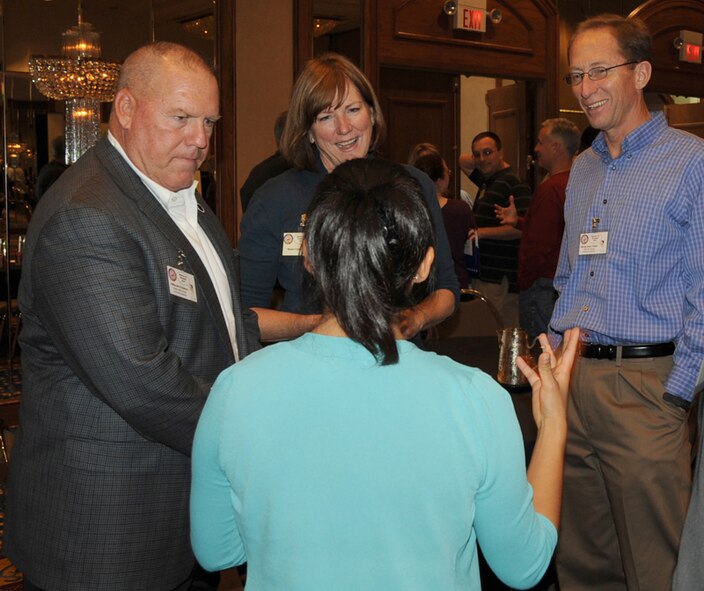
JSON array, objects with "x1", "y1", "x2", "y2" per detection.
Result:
[{"x1": 167, "y1": 265, "x2": 197, "y2": 302}]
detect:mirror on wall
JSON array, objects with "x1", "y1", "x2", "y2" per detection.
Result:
[
  {"x1": 0, "y1": 0, "x2": 216, "y2": 390},
  {"x1": 312, "y1": 0, "x2": 361, "y2": 64}
]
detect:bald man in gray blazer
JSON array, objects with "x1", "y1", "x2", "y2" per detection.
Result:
[{"x1": 4, "y1": 43, "x2": 260, "y2": 591}]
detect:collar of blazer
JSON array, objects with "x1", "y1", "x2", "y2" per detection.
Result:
[{"x1": 94, "y1": 138, "x2": 238, "y2": 362}]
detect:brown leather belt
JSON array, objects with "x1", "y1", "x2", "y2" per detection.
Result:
[{"x1": 580, "y1": 342, "x2": 675, "y2": 360}]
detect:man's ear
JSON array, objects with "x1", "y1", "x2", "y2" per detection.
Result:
[
  {"x1": 113, "y1": 88, "x2": 136, "y2": 129},
  {"x1": 413, "y1": 246, "x2": 435, "y2": 284},
  {"x1": 634, "y1": 61, "x2": 652, "y2": 90}
]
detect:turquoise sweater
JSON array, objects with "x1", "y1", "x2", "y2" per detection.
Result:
[{"x1": 190, "y1": 333, "x2": 556, "y2": 590}]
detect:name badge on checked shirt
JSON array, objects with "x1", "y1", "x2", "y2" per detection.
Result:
[
  {"x1": 282, "y1": 232, "x2": 304, "y2": 256},
  {"x1": 579, "y1": 231, "x2": 608, "y2": 255},
  {"x1": 167, "y1": 265, "x2": 197, "y2": 302}
]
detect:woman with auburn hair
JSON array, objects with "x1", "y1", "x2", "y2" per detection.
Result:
[
  {"x1": 191, "y1": 158, "x2": 579, "y2": 590},
  {"x1": 239, "y1": 53, "x2": 459, "y2": 342}
]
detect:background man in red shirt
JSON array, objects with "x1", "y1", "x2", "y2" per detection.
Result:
[{"x1": 495, "y1": 118, "x2": 580, "y2": 339}]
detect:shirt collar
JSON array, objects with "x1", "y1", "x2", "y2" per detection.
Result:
[
  {"x1": 591, "y1": 111, "x2": 666, "y2": 161},
  {"x1": 107, "y1": 131, "x2": 199, "y2": 214}
]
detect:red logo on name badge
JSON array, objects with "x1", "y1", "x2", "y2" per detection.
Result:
[
  {"x1": 283, "y1": 233, "x2": 293, "y2": 245},
  {"x1": 580, "y1": 234, "x2": 589, "y2": 245},
  {"x1": 168, "y1": 268, "x2": 177, "y2": 281}
]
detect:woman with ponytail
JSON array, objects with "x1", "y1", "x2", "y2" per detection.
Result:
[{"x1": 191, "y1": 158, "x2": 579, "y2": 590}]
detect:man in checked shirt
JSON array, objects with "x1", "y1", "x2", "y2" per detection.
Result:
[{"x1": 549, "y1": 14, "x2": 704, "y2": 591}]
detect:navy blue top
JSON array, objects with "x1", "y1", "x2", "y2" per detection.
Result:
[{"x1": 239, "y1": 153, "x2": 460, "y2": 313}]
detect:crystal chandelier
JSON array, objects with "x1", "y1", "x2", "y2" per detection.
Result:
[{"x1": 28, "y1": 2, "x2": 121, "y2": 164}]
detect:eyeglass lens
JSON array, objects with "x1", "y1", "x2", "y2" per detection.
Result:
[
  {"x1": 564, "y1": 61, "x2": 637, "y2": 86},
  {"x1": 473, "y1": 149, "x2": 496, "y2": 158}
]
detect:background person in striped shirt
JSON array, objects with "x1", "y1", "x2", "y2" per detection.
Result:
[{"x1": 459, "y1": 131, "x2": 532, "y2": 328}]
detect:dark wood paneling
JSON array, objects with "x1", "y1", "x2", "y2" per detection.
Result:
[
  {"x1": 558, "y1": 0, "x2": 704, "y2": 120},
  {"x1": 375, "y1": 0, "x2": 558, "y2": 80},
  {"x1": 379, "y1": 69, "x2": 456, "y2": 161},
  {"x1": 215, "y1": 1, "x2": 237, "y2": 245},
  {"x1": 631, "y1": 0, "x2": 704, "y2": 97},
  {"x1": 487, "y1": 83, "x2": 529, "y2": 181},
  {"x1": 666, "y1": 103, "x2": 704, "y2": 139},
  {"x1": 378, "y1": 66, "x2": 458, "y2": 188},
  {"x1": 295, "y1": 0, "x2": 315, "y2": 75},
  {"x1": 373, "y1": 0, "x2": 559, "y2": 126}
]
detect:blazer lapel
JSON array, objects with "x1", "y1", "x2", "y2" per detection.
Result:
[{"x1": 94, "y1": 139, "x2": 235, "y2": 360}]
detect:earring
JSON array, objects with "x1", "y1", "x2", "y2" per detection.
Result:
[{"x1": 413, "y1": 274, "x2": 419, "y2": 282}]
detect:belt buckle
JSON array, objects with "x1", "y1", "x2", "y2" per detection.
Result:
[{"x1": 598, "y1": 344, "x2": 614, "y2": 359}]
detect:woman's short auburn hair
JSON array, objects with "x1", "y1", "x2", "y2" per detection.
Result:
[{"x1": 280, "y1": 53, "x2": 387, "y2": 171}]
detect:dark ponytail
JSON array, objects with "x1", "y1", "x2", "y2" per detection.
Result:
[{"x1": 304, "y1": 159, "x2": 435, "y2": 364}]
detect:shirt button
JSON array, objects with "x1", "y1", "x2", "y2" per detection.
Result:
[
  {"x1": 590, "y1": 271, "x2": 594, "y2": 277},
  {"x1": 582, "y1": 305, "x2": 589, "y2": 312},
  {"x1": 603, "y1": 199, "x2": 608, "y2": 204},
  {"x1": 610, "y1": 165, "x2": 616, "y2": 171}
]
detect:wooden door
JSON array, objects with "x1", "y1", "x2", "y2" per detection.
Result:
[
  {"x1": 377, "y1": 67, "x2": 459, "y2": 194},
  {"x1": 486, "y1": 82, "x2": 531, "y2": 182},
  {"x1": 665, "y1": 102, "x2": 704, "y2": 139}
]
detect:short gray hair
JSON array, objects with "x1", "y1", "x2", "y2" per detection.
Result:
[
  {"x1": 542, "y1": 118, "x2": 580, "y2": 157},
  {"x1": 117, "y1": 42, "x2": 214, "y2": 97}
]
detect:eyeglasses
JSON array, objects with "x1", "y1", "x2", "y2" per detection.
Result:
[
  {"x1": 472, "y1": 148, "x2": 497, "y2": 158},
  {"x1": 563, "y1": 61, "x2": 637, "y2": 86}
]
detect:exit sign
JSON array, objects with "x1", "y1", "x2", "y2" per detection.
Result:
[
  {"x1": 452, "y1": 1, "x2": 487, "y2": 33},
  {"x1": 683, "y1": 43, "x2": 701, "y2": 63},
  {"x1": 678, "y1": 30, "x2": 703, "y2": 64}
]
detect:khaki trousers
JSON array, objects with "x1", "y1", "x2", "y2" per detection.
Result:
[{"x1": 557, "y1": 355, "x2": 692, "y2": 591}]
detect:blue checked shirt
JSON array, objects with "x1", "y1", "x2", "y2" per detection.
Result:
[{"x1": 550, "y1": 113, "x2": 704, "y2": 403}]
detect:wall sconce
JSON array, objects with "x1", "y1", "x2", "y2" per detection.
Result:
[
  {"x1": 442, "y1": 0, "x2": 458, "y2": 15},
  {"x1": 443, "y1": 1, "x2": 502, "y2": 32}
]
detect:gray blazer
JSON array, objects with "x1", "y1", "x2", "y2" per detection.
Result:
[{"x1": 4, "y1": 138, "x2": 260, "y2": 591}]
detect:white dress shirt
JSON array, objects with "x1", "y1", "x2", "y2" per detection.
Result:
[{"x1": 108, "y1": 132, "x2": 239, "y2": 361}]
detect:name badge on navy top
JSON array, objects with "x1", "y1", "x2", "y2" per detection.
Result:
[
  {"x1": 579, "y1": 231, "x2": 608, "y2": 255},
  {"x1": 282, "y1": 232, "x2": 304, "y2": 256},
  {"x1": 167, "y1": 265, "x2": 197, "y2": 302}
]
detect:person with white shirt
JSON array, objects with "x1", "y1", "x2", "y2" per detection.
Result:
[{"x1": 4, "y1": 42, "x2": 260, "y2": 591}]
